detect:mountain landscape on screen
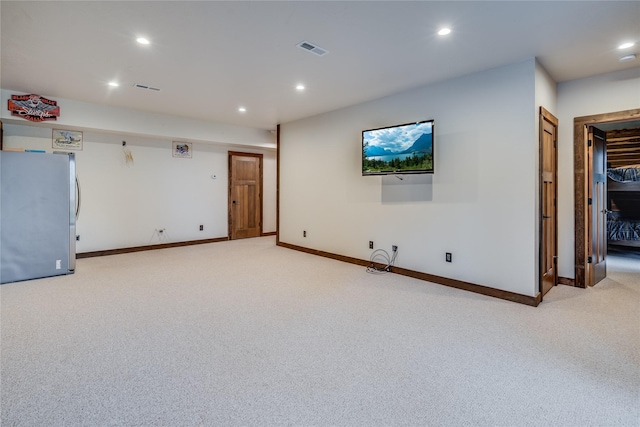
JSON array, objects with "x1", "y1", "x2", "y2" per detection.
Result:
[{"x1": 362, "y1": 121, "x2": 434, "y2": 175}]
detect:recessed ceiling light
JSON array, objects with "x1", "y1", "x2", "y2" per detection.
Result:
[
  {"x1": 136, "y1": 37, "x2": 150, "y2": 45},
  {"x1": 238, "y1": 107, "x2": 247, "y2": 113},
  {"x1": 619, "y1": 54, "x2": 637, "y2": 62},
  {"x1": 438, "y1": 28, "x2": 451, "y2": 36},
  {"x1": 296, "y1": 84, "x2": 305, "y2": 91},
  {"x1": 108, "y1": 81, "x2": 119, "y2": 87},
  {"x1": 618, "y1": 42, "x2": 635, "y2": 49}
]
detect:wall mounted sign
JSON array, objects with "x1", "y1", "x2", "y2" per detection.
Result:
[
  {"x1": 172, "y1": 141, "x2": 192, "y2": 158},
  {"x1": 7, "y1": 94, "x2": 60, "y2": 122},
  {"x1": 52, "y1": 129, "x2": 83, "y2": 151}
]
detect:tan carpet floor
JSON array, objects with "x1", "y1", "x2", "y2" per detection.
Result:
[{"x1": 1, "y1": 236, "x2": 639, "y2": 426}]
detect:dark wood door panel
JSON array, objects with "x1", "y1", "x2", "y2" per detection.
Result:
[
  {"x1": 540, "y1": 107, "x2": 558, "y2": 298},
  {"x1": 590, "y1": 126, "x2": 607, "y2": 285}
]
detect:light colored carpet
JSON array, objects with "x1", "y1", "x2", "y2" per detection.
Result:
[{"x1": 1, "y1": 236, "x2": 638, "y2": 426}]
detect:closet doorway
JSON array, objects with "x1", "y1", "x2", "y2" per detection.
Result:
[{"x1": 573, "y1": 108, "x2": 640, "y2": 288}]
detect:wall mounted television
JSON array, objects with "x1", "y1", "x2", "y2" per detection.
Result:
[{"x1": 362, "y1": 119, "x2": 434, "y2": 176}]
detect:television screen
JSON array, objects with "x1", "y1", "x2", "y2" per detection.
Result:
[{"x1": 362, "y1": 120, "x2": 434, "y2": 175}]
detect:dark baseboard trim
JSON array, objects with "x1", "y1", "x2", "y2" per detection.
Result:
[
  {"x1": 277, "y1": 241, "x2": 372, "y2": 267},
  {"x1": 261, "y1": 231, "x2": 277, "y2": 237},
  {"x1": 77, "y1": 237, "x2": 229, "y2": 258},
  {"x1": 558, "y1": 276, "x2": 576, "y2": 287},
  {"x1": 392, "y1": 265, "x2": 541, "y2": 306},
  {"x1": 277, "y1": 241, "x2": 541, "y2": 307}
]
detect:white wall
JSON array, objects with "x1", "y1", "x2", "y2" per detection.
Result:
[
  {"x1": 556, "y1": 67, "x2": 640, "y2": 278},
  {"x1": 3, "y1": 120, "x2": 276, "y2": 253},
  {"x1": 535, "y1": 61, "x2": 558, "y2": 119},
  {"x1": 280, "y1": 59, "x2": 539, "y2": 297}
]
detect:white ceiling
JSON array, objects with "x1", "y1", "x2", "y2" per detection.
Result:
[{"x1": 1, "y1": 1, "x2": 639, "y2": 131}]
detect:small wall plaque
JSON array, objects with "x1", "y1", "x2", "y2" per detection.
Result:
[
  {"x1": 172, "y1": 141, "x2": 192, "y2": 158},
  {"x1": 52, "y1": 129, "x2": 83, "y2": 151}
]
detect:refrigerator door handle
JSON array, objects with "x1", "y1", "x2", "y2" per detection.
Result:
[
  {"x1": 69, "y1": 153, "x2": 76, "y2": 272},
  {"x1": 76, "y1": 176, "x2": 81, "y2": 221}
]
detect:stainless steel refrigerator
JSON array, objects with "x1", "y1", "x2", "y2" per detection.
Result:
[{"x1": 1, "y1": 151, "x2": 76, "y2": 284}]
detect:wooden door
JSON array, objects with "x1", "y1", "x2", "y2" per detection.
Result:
[
  {"x1": 540, "y1": 108, "x2": 558, "y2": 297},
  {"x1": 229, "y1": 152, "x2": 262, "y2": 240},
  {"x1": 589, "y1": 126, "x2": 607, "y2": 285}
]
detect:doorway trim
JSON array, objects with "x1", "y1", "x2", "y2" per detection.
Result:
[
  {"x1": 276, "y1": 124, "x2": 281, "y2": 245},
  {"x1": 573, "y1": 108, "x2": 640, "y2": 288}
]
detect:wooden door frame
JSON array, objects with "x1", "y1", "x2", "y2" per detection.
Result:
[
  {"x1": 573, "y1": 108, "x2": 640, "y2": 288},
  {"x1": 539, "y1": 107, "x2": 558, "y2": 299},
  {"x1": 228, "y1": 151, "x2": 264, "y2": 239},
  {"x1": 276, "y1": 124, "x2": 281, "y2": 245}
]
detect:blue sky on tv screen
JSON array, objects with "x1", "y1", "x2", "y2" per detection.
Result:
[{"x1": 364, "y1": 121, "x2": 432, "y2": 153}]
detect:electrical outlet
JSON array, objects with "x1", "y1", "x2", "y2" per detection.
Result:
[
  {"x1": 369, "y1": 241, "x2": 374, "y2": 249},
  {"x1": 303, "y1": 230, "x2": 307, "y2": 237},
  {"x1": 446, "y1": 252, "x2": 452, "y2": 263},
  {"x1": 199, "y1": 225, "x2": 204, "y2": 231},
  {"x1": 76, "y1": 235, "x2": 80, "y2": 241}
]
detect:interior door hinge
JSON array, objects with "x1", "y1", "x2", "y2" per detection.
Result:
[
  {"x1": 588, "y1": 197, "x2": 593, "y2": 205},
  {"x1": 587, "y1": 256, "x2": 593, "y2": 264},
  {"x1": 588, "y1": 139, "x2": 592, "y2": 147}
]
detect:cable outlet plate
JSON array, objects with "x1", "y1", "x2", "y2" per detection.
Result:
[{"x1": 446, "y1": 252, "x2": 452, "y2": 262}]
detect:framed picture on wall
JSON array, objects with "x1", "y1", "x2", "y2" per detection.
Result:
[
  {"x1": 52, "y1": 129, "x2": 83, "y2": 151},
  {"x1": 172, "y1": 141, "x2": 192, "y2": 158}
]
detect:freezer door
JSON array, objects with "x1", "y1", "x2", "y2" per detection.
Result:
[{"x1": 1, "y1": 151, "x2": 73, "y2": 284}]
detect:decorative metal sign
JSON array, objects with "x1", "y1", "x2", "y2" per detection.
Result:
[{"x1": 7, "y1": 94, "x2": 60, "y2": 122}]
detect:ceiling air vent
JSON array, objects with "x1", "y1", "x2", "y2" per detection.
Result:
[
  {"x1": 133, "y1": 83, "x2": 161, "y2": 92},
  {"x1": 297, "y1": 40, "x2": 328, "y2": 56}
]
